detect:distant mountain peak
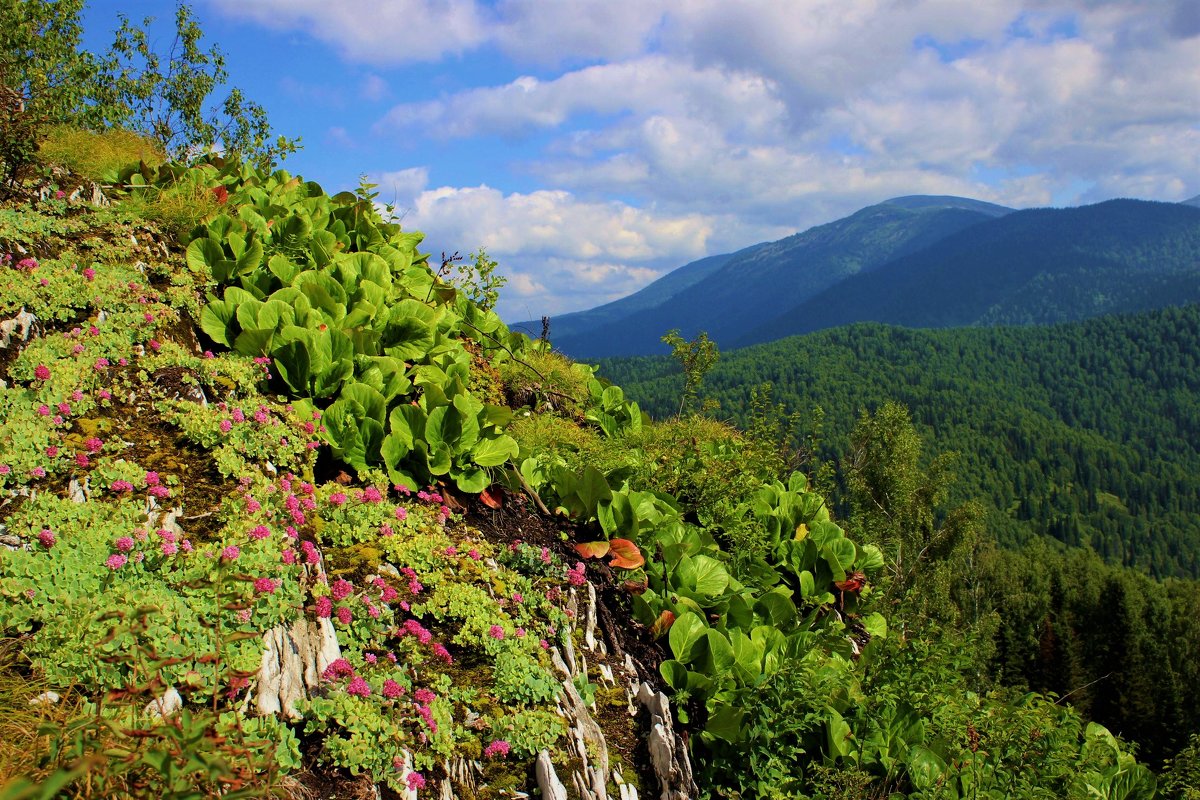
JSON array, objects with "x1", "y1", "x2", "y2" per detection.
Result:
[
  {"x1": 1182, "y1": 194, "x2": 1200, "y2": 208},
  {"x1": 876, "y1": 195, "x2": 1013, "y2": 216}
]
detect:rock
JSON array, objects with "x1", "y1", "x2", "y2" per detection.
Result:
[
  {"x1": 0, "y1": 308, "x2": 37, "y2": 349},
  {"x1": 144, "y1": 686, "x2": 183, "y2": 719},
  {"x1": 28, "y1": 691, "x2": 60, "y2": 706},
  {"x1": 67, "y1": 477, "x2": 89, "y2": 503},
  {"x1": 255, "y1": 616, "x2": 342, "y2": 720},
  {"x1": 636, "y1": 683, "x2": 697, "y2": 800},
  {"x1": 551, "y1": 647, "x2": 610, "y2": 800},
  {"x1": 535, "y1": 753, "x2": 569, "y2": 800}
]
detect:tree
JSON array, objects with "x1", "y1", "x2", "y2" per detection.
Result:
[
  {"x1": 661, "y1": 329, "x2": 719, "y2": 415},
  {"x1": 0, "y1": 0, "x2": 93, "y2": 192},
  {"x1": 845, "y1": 401, "x2": 981, "y2": 601},
  {"x1": 90, "y1": 3, "x2": 298, "y2": 166}
]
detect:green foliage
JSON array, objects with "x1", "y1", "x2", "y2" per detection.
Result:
[
  {"x1": 90, "y1": 4, "x2": 297, "y2": 165},
  {"x1": 661, "y1": 328, "x2": 719, "y2": 415},
  {"x1": 36, "y1": 125, "x2": 165, "y2": 182}
]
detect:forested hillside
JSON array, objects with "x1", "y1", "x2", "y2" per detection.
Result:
[
  {"x1": 600, "y1": 307, "x2": 1200, "y2": 764},
  {"x1": 601, "y1": 304, "x2": 1200, "y2": 579},
  {"x1": 743, "y1": 200, "x2": 1200, "y2": 345},
  {"x1": 545, "y1": 196, "x2": 1008, "y2": 358}
]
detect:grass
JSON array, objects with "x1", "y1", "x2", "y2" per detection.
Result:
[{"x1": 37, "y1": 126, "x2": 165, "y2": 183}]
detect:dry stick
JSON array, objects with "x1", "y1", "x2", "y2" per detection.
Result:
[
  {"x1": 1055, "y1": 672, "x2": 1113, "y2": 705},
  {"x1": 458, "y1": 319, "x2": 584, "y2": 406},
  {"x1": 515, "y1": 469, "x2": 552, "y2": 516}
]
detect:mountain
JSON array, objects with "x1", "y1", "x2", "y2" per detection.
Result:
[
  {"x1": 510, "y1": 246, "x2": 759, "y2": 341},
  {"x1": 600, "y1": 303, "x2": 1200, "y2": 580},
  {"x1": 544, "y1": 195, "x2": 1010, "y2": 358},
  {"x1": 1183, "y1": 194, "x2": 1200, "y2": 208},
  {"x1": 740, "y1": 199, "x2": 1200, "y2": 345}
]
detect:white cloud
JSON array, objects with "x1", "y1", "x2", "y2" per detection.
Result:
[
  {"x1": 374, "y1": 167, "x2": 430, "y2": 210},
  {"x1": 209, "y1": 0, "x2": 1200, "y2": 315},
  {"x1": 204, "y1": 0, "x2": 489, "y2": 64},
  {"x1": 401, "y1": 184, "x2": 718, "y2": 319}
]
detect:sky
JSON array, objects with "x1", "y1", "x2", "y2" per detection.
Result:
[{"x1": 79, "y1": 0, "x2": 1200, "y2": 323}]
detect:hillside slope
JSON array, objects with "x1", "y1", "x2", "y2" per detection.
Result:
[
  {"x1": 743, "y1": 199, "x2": 1200, "y2": 344},
  {"x1": 601, "y1": 303, "x2": 1200, "y2": 579},
  {"x1": 551, "y1": 196, "x2": 1009, "y2": 358}
]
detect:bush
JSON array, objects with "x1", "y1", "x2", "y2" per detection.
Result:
[{"x1": 37, "y1": 125, "x2": 165, "y2": 182}]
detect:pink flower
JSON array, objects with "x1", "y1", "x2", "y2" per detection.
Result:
[
  {"x1": 144, "y1": 312, "x2": 155, "y2": 322},
  {"x1": 445, "y1": 545, "x2": 458, "y2": 556},
  {"x1": 45, "y1": 446, "x2": 58, "y2": 458},
  {"x1": 346, "y1": 676, "x2": 371, "y2": 697},
  {"x1": 148, "y1": 339, "x2": 161, "y2": 352},
  {"x1": 431, "y1": 643, "x2": 453, "y2": 664},
  {"x1": 331, "y1": 578, "x2": 353, "y2": 601},
  {"x1": 249, "y1": 524, "x2": 270, "y2": 540},
  {"x1": 0, "y1": 464, "x2": 9, "y2": 475},
  {"x1": 567, "y1": 562, "x2": 587, "y2": 586},
  {"x1": 406, "y1": 773, "x2": 426, "y2": 791},
  {"x1": 144, "y1": 471, "x2": 160, "y2": 486},
  {"x1": 382, "y1": 679, "x2": 404, "y2": 699},
  {"x1": 93, "y1": 358, "x2": 108, "y2": 371},
  {"x1": 181, "y1": 539, "x2": 193, "y2": 553},
  {"x1": 484, "y1": 740, "x2": 511, "y2": 758},
  {"x1": 105, "y1": 553, "x2": 127, "y2": 570},
  {"x1": 468, "y1": 549, "x2": 481, "y2": 561},
  {"x1": 321, "y1": 658, "x2": 355, "y2": 681},
  {"x1": 29, "y1": 467, "x2": 46, "y2": 478},
  {"x1": 34, "y1": 364, "x2": 50, "y2": 381},
  {"x1": 515, "y1": 627, "x2": 526, "y2": 638},
  {"x1": 254, "y1": 577, "x2": 277, "y2": 594},
  {"x1": 38, "y1": 529, "x2": 55, "y2": 548},
  {"x1": 221, "y1": 545, "x2": 240, "y2": 561},
  {"x1": 219, "y1": 419, "x2": 232, "y2": 433},
  {"x1": 82, "y1": 267, "x2": 95, "y2": 281},
  {"x1": 281, "y1": 549, "x2": 296, "y2": 565},
  {"x1": 253, "y1": 408, "x2": 268, "y2": 424},
  {"x1": 110, "y1": 480, "x2": 133, "y2": 493},
  {"x1": 37, "y1": 405, "x2": 50, "y2": 416},
  {"x1": 231, "y1": 408, "x2": 245, "y2": 423},
  {"x1": 97, "y1": 389, "x2": 111, "y2": 400},
  {"x1": 328, "y1": 492, "x2": 347, "y2": 506},
  {"x1": 335, "y1": 606, "x2": 352, "y2": 625},
  {"x1": 315, "y1": 596, "x2": 333, "y2": 617},
  {"x1": 115, "y1": 537, "x2": 134, "y2": 552},
  {"x1": 148, "y1": 485, "x2": 170, "y2": 498},
  {"x1": 161, "y1": 542, "x2": 177, "y2": 556},
  {"x1": 488, "y1": 625, "x2": 505, "y2": 640},
  {"x1": 244, "y1": 497, "x2": 261, "y2": 513},
  {"x1": 360, "y1": 486, "x2": 383, "y2": 503},
  {"x1": 512, "y1": 592, "x2": 524, "y2": 604},
  {"x1": 85, "y1": 437, "x2": 103, "y2": 453},
  {"x1": 394, "y1": 507, "x2": 408, "y2": 520},
  {"x1": 414, "y1": 687, "x2": 436, "y2": 705}
]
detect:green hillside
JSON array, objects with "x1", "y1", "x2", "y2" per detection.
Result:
[
  {"x1": 744, "y1": 199, "x2": 1200, "y2": 344},
  {"x1": 552, "y1": 196, "x2": 1007, "y2": 358},
  {"x1": 601, "y1": 305, "x2": 1200, "y2": 578}
]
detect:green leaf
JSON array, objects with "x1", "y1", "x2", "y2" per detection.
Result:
[
  {"x1": 660, "y1": 659, "x2": 689, "y2": 691},
  {"x1": 703, "y1": 629, "x2": 735, "y2": 675},
  {"x1": 754, "y1": 589, "x2": 798, "y2": 628},
  {"x1": 668, "y1": 612, "x2": 707, "y2": 664},
  {"x1": 704, "y1": 705, "x2": 746, "y2": 744},
  {"x1": 472, "y1": 434, "x2": 518, "y2": 468},
  {"x1": 199, "y1": 300, "x2": 237, "y2": 347}
]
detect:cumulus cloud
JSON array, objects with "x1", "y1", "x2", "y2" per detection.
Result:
[
  {"x1": 208, "y1": 0, "x2": 1200, "y2": 314},
  {"x1": 204, "y1": 0, "x2": 489, "y2": 63},
  {"x1": 401, "y1": 184, "x2": 718, "y2": 319}
]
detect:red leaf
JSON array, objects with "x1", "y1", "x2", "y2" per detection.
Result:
[
  {"x1": 607, "y1": 538, "x2": 645, "y2": 570},
  {"x1": 479, "y1": 486, "x2": 503, "y2": 509},
  {"x1": 574, "y1": 541, "x2": 610, "y2": 559},
  {"x1": 650, "y1": 610, "x2": 675, "y2": 638}
]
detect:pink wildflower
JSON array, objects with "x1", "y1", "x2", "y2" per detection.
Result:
[
  {"x1": 331, "y1": 578, "x2": 353, "y2": 601},
  {"x1": 382, "y1": 679, "x2": 403, "y2": 699},
  {"x1": 75, "y1": 453, "x2": 90, "y2": 468},
  {"x1": 315, "y1": 596, "x2": 333, "y2": 617},
  {"x1": 161, "y1": 541, "x2": 177, "y2": 556},
  {"x1": 335, "y1": 606, "x2": 352, "y2": 625},
  {"x1": 106, "y1": 553, "x2": 127, "y2": 570},
  {"x1": 414, "y1": 687, "x2": 436, "y2": 705},
  {"x1": 219, "y1": 419, "x2": 232, "y2": 433},
  {"x1": 360, "y1": 486, "x2": 383, "y2": 503},
  {"x1": 148, "y1": 339, "x2": 161, "y2": 352},
  {"x1": 231, "y1": 408, "x2": 245, "y2": 423},
  {"x1": 93, "y1": 358, "x2": 108, "y2": 371},
  {"x1": 148, "y1": 485, "x2": 170, "y2": 498},
  {"x1": 346, "y1": 676, "x2": 371, "y2": 697},
  {"x1": 38, "y1": 529, "x2": 55, "y2": 548},
  {"x1": 468, "y1": 548, "x2": 481, "y2": 561},
  {"x1": 281, "y1": 549, "x2": 296, "y2": 565},
  {"x1": 488, "y1": 625, "x2": 505, "y2": 640},
  {"x1": 484, "y1": 740, "x2": 511, "y2": 758},
  {"x1": 406, "y1": 773, "x2": 426, "y2": 791},
  {"x1": 329, "y1": 492, "x2": 347, "y2": 506},
  {"x1": 254, "y1": 577, "x2": 277, "y2": 594},
  {"x1": 249, "y1": 524, "x2": 270, "y2": 540},
  {"x1": 37, "y1": 404, "x2": 50, "y2": 416},
  {"x1": 394, "y1": 506, "x2": 408, "y2": 520},
  {"x1": 144, "y1": 471, "x2": 160, "y2": 486},
  {"x1": 221, "y1": 545, "x2": 240, "y2": 561},
  {"x1": 115, "y1": 537, "x2": 134, "y2": 552},
  {"x1": 29, "y1": 467, "x2": 46, "y2": 478},
  {"x1": 82, "y1": 267, "x2": 95, "y2": 281},
  {"x1": 85, "y1": 437, "x2": 103, "y2": 453},
  {"x1": 34, "y1": 364, "x2": 50, "y2": 381},
  {"x1": 45, "y1": 446, "x2": 58, "y2": 458},
  {"x1": 322, "y1": 658, "x2": 355, "y2": 680}
]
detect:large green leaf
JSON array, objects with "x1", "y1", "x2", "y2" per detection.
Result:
[
  {"x1": 472, "y1": 434, "x2": 518, "y2": 468},
  {"x1": 199, "y1": 300, "x2": 237, "y2": 347},
  {"x1": 668, "y1": 612, "x2": 707, "y2": 664}
]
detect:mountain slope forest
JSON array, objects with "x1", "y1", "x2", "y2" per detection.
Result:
[
  {"x1": 2, "y1": 5, "x2": 1198, "y2": 799},
  {"x1": 599, "y1": 307, "x2": 1200, "y2": 764},
  {"x1": 529, "y1": 196, "x2": 1012, "y2": 358},
  {"x1": 541, "y1": 196, "x2": 1200, "y2": 359}
]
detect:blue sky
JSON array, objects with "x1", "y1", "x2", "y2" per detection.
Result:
[{"x1": 79, "y1": 1, "x2": 1200, "y2": 323}]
